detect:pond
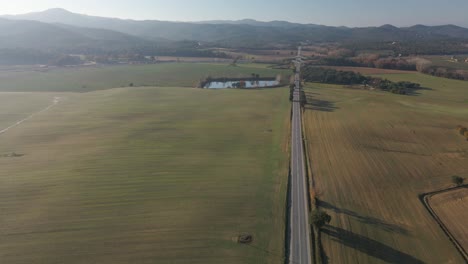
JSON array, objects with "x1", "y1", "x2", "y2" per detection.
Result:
[{"x1": 204, "y1": 80, "x2": 280, "y2": 89}]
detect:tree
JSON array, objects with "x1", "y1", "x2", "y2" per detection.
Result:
[
  {"x1": 459, "y1": 127, "x2": 467, "y2": 136},
  {"x1": 452, "y1": 176, "x2": 464, "y2": 186},
  {"x1": 311, "y1": 210, "x2": 331, "y2": 229}
]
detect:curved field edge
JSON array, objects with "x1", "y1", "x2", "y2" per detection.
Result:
[{"x1": 421, "y1": 186, "x2": 468, "y2": 262}]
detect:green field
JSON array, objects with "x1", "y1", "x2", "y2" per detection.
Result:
[
  {"x1": 0, "y1": 87, "x2": 290, "y2": 263},
  {"x1": 0, "y1": 63, "x2": 287, "y2": 92},
  {"x1": 0, "y1": 93, "x2": 57, "y2": 129},
  {"x1": 424, "y1": 55, "x2": 468, "y2": 70},
  {"x1": 303, "y1": 73, "x2": 468, "y2": 263}
]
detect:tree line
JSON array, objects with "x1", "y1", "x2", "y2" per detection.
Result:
[
  {"x1": 343, "y1": 40, "x2": 468, "y2": 56},
  {"x1": 0, "y1": 43, "x2": 229, "y2": 66},
  {"x1": 310, "y1": 49, "x2": 468, "y2": 81},
  {"x1": 301, "y1": 66, "x2": 421, "y2": 95},
  {"x1": 418, "y1": 65, "x2": 468, "y2": 81},
  {"x1": 315, "y1": 56, "x2": 417, "y2": 71}
]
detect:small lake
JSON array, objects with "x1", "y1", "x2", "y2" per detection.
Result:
[{"x1": 205, "y1": 80, "x2": 280, "y2": 89}]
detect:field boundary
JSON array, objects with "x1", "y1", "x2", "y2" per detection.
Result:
[
  {"x1": 301, "y1": 107, "x2": 322, "y2": 264},
  {"x1": 285, "y1": 106, "x2": 293, "y2": 264},
  {"x1": 419, "y1": 185, "x2": 468, "y2": 262}
]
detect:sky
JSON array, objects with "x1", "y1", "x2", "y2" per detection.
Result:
[{"x1": 1, "y1": 0, "x2": 468, "y2": 27}]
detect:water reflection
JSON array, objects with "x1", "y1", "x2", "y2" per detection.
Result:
[{"x1": 205, "y1": 80, "x2": 280, "y2": 89}]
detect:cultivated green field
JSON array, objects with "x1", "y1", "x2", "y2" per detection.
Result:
[
  {"x1": 303, "y1": 73, "x2": 468, "y2": 263},
  {"x1": 0, "y1": 87, "x2": 290, "y2": 264},
  {"x1": 0, "y1": 93, "x2": 57, "y2": 129},
  {"x1": 0, "y1": 63, "x2": 287, "y2": 92}
]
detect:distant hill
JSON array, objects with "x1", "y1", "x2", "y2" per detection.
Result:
[
  {"x1": 0, "y1": 18, "x2": 155, "y2": 52},
  {"x1": 3, "y1": 8, "x2": 468, "y2": 47}
]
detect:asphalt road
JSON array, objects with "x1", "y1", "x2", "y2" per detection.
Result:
[{"x1": 289, "y1": 56, "x2": 312, "y2": 264}]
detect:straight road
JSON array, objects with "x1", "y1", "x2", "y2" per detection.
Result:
[{"x1": 289, "y1": 48, "x2": 312, "y2": 264}]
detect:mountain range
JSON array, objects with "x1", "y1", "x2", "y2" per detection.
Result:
[{"x1": 1, "y1": 8, "x2": 468, "y2": 52}]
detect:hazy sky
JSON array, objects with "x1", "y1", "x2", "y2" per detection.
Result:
[{"x1": 2, "y1": 0, "x2": 468, "y2": 27}]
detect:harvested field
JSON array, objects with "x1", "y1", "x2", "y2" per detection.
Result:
[
  {"x1": 429, "y1": 188, "x2": 468, "y2": 256},
  {"x1": 302, "y1": 73, "x2": 468, "y2": 263}
]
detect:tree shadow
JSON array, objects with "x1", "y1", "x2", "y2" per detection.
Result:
[
  {"x1": 303, "y1": 98, "x2": 339, "y2": 112},
  {"x1": 319, "y1": 200, "x2": 408, "y2": 235},
  {"x1": 405, "y1": 86, "x2": 433, "y2": 97},
  {"x1": 323, "y1": 226, "x2": 425, "y2": 264}
]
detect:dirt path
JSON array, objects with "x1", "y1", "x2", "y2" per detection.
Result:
[{"x1": 0, "y1": 96, "x2": 60, "y2": 135}]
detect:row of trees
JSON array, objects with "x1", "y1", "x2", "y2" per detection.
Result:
[
  {"x1": 343, "y1": 40, "x2": 468, "y2": 56},
  {"x1": 302, "y1": 67, "x2": 421, "y2": 95},
  {"x1": 419, "y1": 66, "x2": 468, "y2": 81},
  {"x1": 0, "y1": 48, "x2": 83, "y2": 66},
  {"x1": 313, "y1": 46, "x2": 468, "y2": 82},
  {"x1": 315, "y1": 55, "x2": 417, "y2": 71},
  {"x1": 0, "y1": 45, "x2": 230, "y2": 66}
]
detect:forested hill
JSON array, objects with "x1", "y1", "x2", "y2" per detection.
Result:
[
  {"x1": 1, "y1": 8, "x2": 468, "y2": 64},
  {"x1": 3, "y1": 8, "x2": 468, "y2": 46}
]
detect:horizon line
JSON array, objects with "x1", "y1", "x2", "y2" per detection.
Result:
[{"x1": 1, "y1": 7, "x2": 466, "y2": 29}]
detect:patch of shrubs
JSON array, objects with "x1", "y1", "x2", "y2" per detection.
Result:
[
  {"x1": 237, "y1": 234, "x2": 253, "y2": 244},
  {"x1": 456, "y1": 125, "x2": 468, "y2": 141}
]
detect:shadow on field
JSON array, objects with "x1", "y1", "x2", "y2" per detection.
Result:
[
  {"x1": 302, "y1": 90, "x2": 339, "y2": 112},
  {"x1": 304, "y1": 98, "x2": 339, "y2": 112},
  {"x1": 323, "y1": 226, "x2": 424, "y2": 264},
  {"x1": 319, "y1": 200, "x2": 408, "y2": 235},
  {"x1": 406, "y1": 86, "x2": 433, "y2": 96}
]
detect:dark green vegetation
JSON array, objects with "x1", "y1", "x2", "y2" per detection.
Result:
[
  {"x1": 307, "y1": 49, "x2": 468, "y2": 82},
  {"x1": 0, "y1": 87, "x2": 290, "y2": 264},
  {"x1": 456, "y1": 125, "x2": 468, "y2": 144},
  {"x1": 313, "y1": 55, "x2": 417, "y2": 71},
  {"x1": 302, "y1": 66, "x2": 421, "y2": 94},
  {"x1": 310, "y1": 210, "x2": 332, "y2": 264},
  {"x1": 418, "y1": 63, "x2": 468, "y2": 81},
  {"x1": 303, "y1": 72, "x2": 468, "y2": 263},
  {"x1": 0, "y1": 63, "x2": 287, "y2": 92},
  {"x1": 311, "y1": 210, "x2": 332, "y2": 229},
  {"x1": 451, "y1": 176, "x2": 465, "y2": 186}
]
